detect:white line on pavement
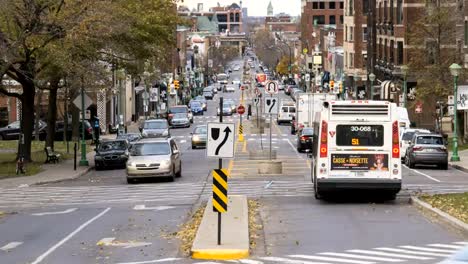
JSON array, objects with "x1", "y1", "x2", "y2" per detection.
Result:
[
  {"x1": 319, "y1": 252, "x2": 403, "y2": 262},
  {"x1": 115, "y1": 258, "x2": 181, "y2": 264},
  {"x1": 346, "y1": 249, "x2": 433, "y2": 260},
  {"x1": 399, "y1": 245, "x2": 456, "y2": 253},
  {"x1": 455, "y1": 241, "x2": 468, "y2": 245},
  {"x1": 133, "y1": 205, "x2": 175, "y2": 211},
  {"x1": 375, "y1": 247, "x2": 450, "y2": 257},
  {"x1": 1, "y1": 242, "x2": 23, "y2": 251},
  {"x1": 288, "y1": 254, "x2": 374, "y2": 264},
  {"x1": 427, "y1": 244, "x2": 464, "y2": 249},
  {"x1": 237, "y1": 259, "x2": 265, "y2": 264},
  {"x1": 31, "y1": 207, "x2": 111, "y2": 264},
  {"x1": 32, "y1": 208, "x2": 77, "y2": 216},
  {"x1": 286, "y1": 138, "x2": 301, "y2": 158},
  {"x1": 403, "y1": 165, "x2": 441, "y2": 182},
  {"x1": 180, "y1": 140, "x2": 187, "y2": 143},
  {"x1": 260, "y1": 256, "x2": 329, "y2": 264}
]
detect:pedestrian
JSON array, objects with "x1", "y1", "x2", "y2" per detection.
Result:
[{"x1": 247, "y1": 104, "x2": 252, "y2": 120}]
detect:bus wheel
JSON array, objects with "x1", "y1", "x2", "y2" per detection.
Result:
[{"x1": 313, "y1": 175, "x2": 322, "y2": 200}]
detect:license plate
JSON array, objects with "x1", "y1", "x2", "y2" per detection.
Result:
[
  {"x1": 355, "y1": 172, "x2": 365, "y2": 177},
  {"x1": 425, "y1": 148, "x2": 437, "y2": 152}
]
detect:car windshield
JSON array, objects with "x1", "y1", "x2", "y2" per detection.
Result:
[
  {"x1": 223, "y1": 103, "x2": 231, "y2": 108},
  {"x1": 191, "y1": 102, "x2": 202, "y2": 107},
  {"x1": 194, "y1": 126, "x2": 207, "y2": 134},
  {"x1": 98, "y1": 141, "x2": 127, "y2": 151},
  {"x1": 174, "y1": 113, "x2": 187, "y2": 119},
  {"x1": 144, "y1": 121, "x2": 167, "y2": 129},
  {"x1": 130, "y1": 142, "x2": 170, "y2": 156},
  {"x1": 170, "y1": 107, "x2": 187, "y2": 113},
  {"x1": 416, "y1": 136, "x2": 443, "y2": 145},
  {"x1": 302, "y1": 128, "x2": 314, "y2": 136},
  {"x1": 403, "y1": 131, "x2": 428, "y2": 140}
]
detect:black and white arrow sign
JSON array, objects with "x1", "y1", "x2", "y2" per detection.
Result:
[
  {"x1": 253, "y1": 97, "x2": 260, "y2": 106},
  {"x1": 264, "y1": 97, "x2": 279, "y2": 114},
  {"x1": 265, "y1": 81, "x2": 279, "y2": 95},
  {"x1": 207, "y1": 123, "x2": 235, "y2": 158}
]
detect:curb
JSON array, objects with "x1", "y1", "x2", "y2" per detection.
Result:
[
  {"x1": 450, "y1": 163, "x2": 468, "y2": 173},
  {"x1": 33, "y1": 166, "x2": 93, "y2": 186},
  {"x1": 411, "y1": 196, "x2": 468, "y2": 234}
]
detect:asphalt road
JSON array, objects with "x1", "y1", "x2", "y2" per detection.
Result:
[{"x1": 0, "y1": 59, "x2": 467, "y2": 264}]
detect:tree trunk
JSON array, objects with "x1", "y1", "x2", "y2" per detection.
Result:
[
  {"x1": 71, "y1": 105, "x2": 80, "y2": 142},
  {"x1": 34, "y1": 90, "x2": 43, "y2": 142},
  {"x1": 46, "y1": 87, "x2": 58, "y2": 149},
  {"x1": 20, "y1": 86, "x2": 36, "y2": 162}
]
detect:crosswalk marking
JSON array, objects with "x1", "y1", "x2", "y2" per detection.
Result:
[
  {"x1": 427, "y1": 243, "x2": 464, "y2": 249},
  {"x1": 375, "y1": 247, "x2": 451, "y2": 257},
  {"x1": 318, "y1": 252, "x2": 404, "y2": 262},
  {"x1": 259, "y1": 257, "x2": 331, "y2": 264},
  {"x1": 399, "y1": 245, "x2": 456, "y2": 253},
  {"x1": 1, "y1": 241, "x2": 23, "y2": 251},
  {"x1": 346, "y1": 249, "x2": 433, "y2": 260},
  {"x1": 288, "y1": 254, "x2": 375, "y2": 264}
]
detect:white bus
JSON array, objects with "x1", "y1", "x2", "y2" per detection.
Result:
[{"x1": 312, "y1": 100, "x2": 402, "y2": 200}]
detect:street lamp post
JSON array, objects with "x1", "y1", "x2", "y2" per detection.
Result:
[
  {"x1": 450, "y1": 63, "x2": 462, "y2": 162},
  {"x1": 79, "y1": 78, "x2": 89, "y2": 166},
  {"x1": 401, "y1": 65, "x2": 409, "y2": 108},
  {"x1": 369, "y1": 73, "x2": 376, "y2": 100}
]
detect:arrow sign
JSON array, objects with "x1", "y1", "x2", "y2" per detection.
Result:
[
  {"x1": 207, "y1": 123, "x2": 235, "y2": 158},
  {"x1": 96, "y1": 238, "x2": 152, "y2": 249},
  {"x1": 265, "y1": 81, "x2": 278, "y2": 95},
  {"x1": 253, "y1": 98, "x2": 259, "y2": 106},
  {"x1": 133, "y1": 205, "x2": 175, "y2": 211},
  {"x1": 264, "y1": 97, "x2": 279, "y2": 114}
]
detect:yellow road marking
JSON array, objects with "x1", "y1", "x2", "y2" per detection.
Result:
[{"x1": 242, "y1": 140, "x2": 247, "y2": 153}]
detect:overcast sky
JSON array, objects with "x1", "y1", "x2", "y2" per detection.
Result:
[{"x1": 180, "y1": 0, "x2": 301, "y2": 17}]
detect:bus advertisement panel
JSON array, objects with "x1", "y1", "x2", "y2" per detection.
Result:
[{"x1": 331, "y1": 154, "x2": 389, "y2": 171}]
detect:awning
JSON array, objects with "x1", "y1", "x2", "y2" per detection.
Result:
[{"x1": 380, "y1": 80, "x2": 395, "y2": 100}]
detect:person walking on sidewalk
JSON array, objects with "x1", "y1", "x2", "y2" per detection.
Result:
[{"x1": 247, "y1": 104, "x2": 252, "y2": 120}]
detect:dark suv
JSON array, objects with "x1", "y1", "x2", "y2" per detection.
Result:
[{"x1": 405, "y1": 133, "x2": 448, "y2": 170}]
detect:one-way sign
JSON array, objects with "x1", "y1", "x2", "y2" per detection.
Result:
[
  {"x1": 264, "y1": 97, "x2": 279, "y2": 114},
  {"x1": 207, "y1": 123, "x2": 235, "y2": 158}
]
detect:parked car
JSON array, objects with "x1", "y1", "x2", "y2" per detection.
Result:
[
  {"x1": 189, "y1": 101, "x2": 204, "y2": 116},
  {"x1": 141, "y1": 119, "x2": 170, "y2": 138},
  {"x1": 94, "y1": 139, "x2": 129, "y2": 170},
  {"x1": 405, "y1": 133, "x2": 448, "y2": 169},
  {"x1": 438, "y1": 245, "x2": 468, "y2": 264},
  {"x1": 54, "y1": 120, "x2": 93, "y2": 141},
  {"x1": 126, "y1": 138, "x2": 182, "y2": 183},
  {"x1": 191, "y1": 125, "x2": 207, "y2": 149},
  {"x1": 297, "y1": 127, "x2": 314, "y2": 152},
  {"x1": 232, "y1": 79, "x2": 241, "y2": 85},
  {"x1": 168, "y1": 105, "x2": 193, "y2": 124},
  {"x1": 171, "y1": 113, "x2": 190, "y2": 128},
  {"x1": 0, "y1": 120, "x2": 47, "y2": 140},
  {"x1": 400, "y1": 128, "x2": 431, "y2": 159},
  {"x1": 116, "y1": 133, "x2": 141, "y2": 144}
]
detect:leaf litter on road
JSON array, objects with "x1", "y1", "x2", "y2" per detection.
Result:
[{"x1": 420, "y1": 192, "x2": 468, "y2": 223}]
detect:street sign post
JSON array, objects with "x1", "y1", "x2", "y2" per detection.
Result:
[
  {"x1": 237, "y1": 105, "x2": 245, "y2": 142},
  {"x1": 265, "y1": 96, "x2": 279, "y2": 160},
  {"x1": 265, "y1": 81, "x2": 278, "y2": 95},
  {"x1": 73, "y1": 94, "x2": 93, "y2": 111},
  {"x1": 237, "y1": 105, "x2": 245, "y2": 115}
]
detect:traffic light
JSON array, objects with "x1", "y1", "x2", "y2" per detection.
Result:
[
  {"x1": 339, "y1": 81, "x2": 343, "y2": 93},
  {"x1": 330, "y1": 80, "x2": 335, "y2": 92},
  {"x1": 174, "y1": 80, "x2": 180, "y2": 90}
]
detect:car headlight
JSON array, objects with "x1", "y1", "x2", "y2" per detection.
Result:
[
  {"x1": 193, "y1": 135, "x2": 200, "y2": 141},
  {"x1": 127, "y1": 162, "x2": 136, "y2": 167},
  {"x1": 162, "y1": 130, "x2": 168, "y2": 136},
  {"x1": 160, "y1": 160, "x2": 171, "y2": 167}
]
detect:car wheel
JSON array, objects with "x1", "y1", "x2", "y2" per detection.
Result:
[
  {"x1": 313, "y1": 174, "x2": 322, "y2": 200},
  {"x1": 127, "y1": 178, "x2": 136, "y2": 184},
  {"x1": 95, "y1": 164, "x2": 101, "y2": 171},
  {"x1": 0, "y1": 134, "x2": 3, "y2": 140},
  {"x1": 192, "y1": 144, "x2": 196, "y2": 149},
  {"x1": 168, "y1": 167, "x2": 176, "y2": 182},
  {"x1": 440, "y1": 163, "x2": 448, "y2": 170},
  {"x1": 176, "y1": 163, "x2": 182, "y2": 177},
  {"x1": 408, "y1": 157, "x2": 415, "y2": 169}
]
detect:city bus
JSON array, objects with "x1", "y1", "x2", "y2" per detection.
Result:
[{"x1": 311, "y1": 100, "x2": 402, "y2": 200}]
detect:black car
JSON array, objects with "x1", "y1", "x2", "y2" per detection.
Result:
[
  {"x1": 54, "y1": 120, "x2": 94, "y2": 141},
  {"x1": 94, "y1": 139, "x2": 129, "y2": 170},
  {"x1": 297, "y1": 127, "x2": 314, "y2": 152},
  {"x1": 116, "y1": 133, "x2": 141, "y2": 144},
  {"x1": 0, "y1": 120, "x2": 47, "y2": 140}
]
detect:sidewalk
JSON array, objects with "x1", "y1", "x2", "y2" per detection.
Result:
[
  {"x1": 0, "y1": 151, "x2": 95, "y2": 189},
  {"x1": 449, "y1": 149, "x2": 468, "y2": 173}
]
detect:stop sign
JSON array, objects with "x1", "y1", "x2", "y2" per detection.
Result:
[{"x1": 237, "y1": 105, "x2": 246, "y2": 115}]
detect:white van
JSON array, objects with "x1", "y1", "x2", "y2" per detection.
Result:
[
  {"x1": 312, "y1": 100, "x2": 402, "y2": 200},
  {"x1": 277, "y1": 101, "x2": 296, "y2": 124}
]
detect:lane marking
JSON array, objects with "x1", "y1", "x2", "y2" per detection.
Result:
[
  {"x1": 319, "y1": 252, "x2": 403, "y2": 262},
  {"x1": 375, "y1": 247, "x2": 450, "y2": 257},
  {"x1": 427, "y1": 243, "x2": 464, "y2": 249},
  {"x1": 96, "y1": 237, "x2": 152, "y2": 248},
  {"x1": 455, "y1": 241, "x2": 468, "y2": 245},
  {"x1": 180, "y1": 140, "x2": 187, "y2": 144},
  {"x1": 115, "y1": 258, "x2": 181, "y2": 264},
  {"x1": 31, "y1": 207, "x2": 111, "y2": 264},
  {"x1": 347, "y1": 249, "x2": 433, "y2": 260},
  {"x1": 32, "y1": 208, "x2": 77, "y2": 216},
  {"x1": 260, "y1": 256, "x2": 330, "y2": 264},
  {"x1": 286, "y1": 138, "x2": 301, "y2": 158},
  {"x1": 238, "y1": 260, "x2": 264, "y2": 264},
  {"x1": 399, "y1": 245, "x2": 456, "y2": 253},
  {"x1": 133, "y1": 205, "x2": 175, "y2": 211},
  {"x1": 403, "y1": 165, "x2": 441, "y2": 182},
  {"x1": 289, "y1": 254, "x2": 374, "y2": 264},
  {"x1": 1, "y1": 242, "x2": 23, "y2": 251}
]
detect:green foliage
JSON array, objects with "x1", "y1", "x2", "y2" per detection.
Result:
[{"x1": 276, "y1": 56, "x2": 299, "y2": 75}]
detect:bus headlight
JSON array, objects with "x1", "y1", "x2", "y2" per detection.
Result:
[{"x1": 393, "y1": 169, "x2": 399, "y2": 175}]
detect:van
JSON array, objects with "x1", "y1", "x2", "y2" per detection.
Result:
[
  {"x1": 203, "y1": 87, "x2": 214, "y2": 100},
  {"x1": 277, "y1": 101, "x2": 296, "y2": 124}
]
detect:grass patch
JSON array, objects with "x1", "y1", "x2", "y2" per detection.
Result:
[
  {"x1": 0, "y1": 140, "x2": 93, "y2": 177},
  {"x1": 420, "y1": 192, "x2": 468, "y2": 224},
  {"x1": 248, "y1": 199, "x2": 262, "y2": 251}
]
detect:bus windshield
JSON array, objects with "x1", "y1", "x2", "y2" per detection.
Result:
[{"x1": 336, "y1": 125, "x2": 384, "y2": 147}]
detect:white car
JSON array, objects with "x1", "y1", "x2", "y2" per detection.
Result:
[
  {"x1": 400, "y1": 128, "x2": 431, "y2": 159},
  {"x1": 225, "y1": 85, "x2": 236, "y2": 92},
  {"x1": 277, "y1": 101, "x2": 296, "y2": 124},
  {"x1": 232, "y1": 79, "x2": 241, "y2": 85},
  {"x1": 438, "y1": 245, "x2": 468, "y2": 263}
]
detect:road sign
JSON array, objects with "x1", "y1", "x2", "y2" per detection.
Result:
[
  {"x1": 237, "y1": 105, "x2": 245, "y2": 115},
  {"x1": 207, "y1": 123, "x2": 235, "y2": 158},
  {"x1": 240, "y1": 85, "x2": 245, "y2": 91},
  {"x1": 305, "y1": 74, "x2": 310, "y2": 82},
  {"x1": 415, "y1": 102, "x2": 423, "y2": 114},
  {"x1": 303, "y1": 48, "x2": 308, "y2": 54},
  {"x1": 212, "y1": 169, "x2": 228, "y2": 213},
  {"x1": 265, "y1": 81, "x2": 278, "y2": 95},
  {"x1": 150, "y1": 88, "x2": 159, "y2": 102},
  {"x1": 254, "y1": 87, "x2": 260, "y2": 95},
  {"x1": 264, "y1": 97, "x2": 279, "y2": 114},
  {"x1": 73, "y1": 94, "x2": 93, "y2": 110},
  {"x1": 253, "y1": 98, "x2": 260, "y2": 106}
]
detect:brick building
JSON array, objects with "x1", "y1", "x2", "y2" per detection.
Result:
[
  {"x1": 265, "y1": 15, "x2": 299, "y2": 32},
  {"x1": 178, "y1": 3, "x2": 244, "y2": 33}
]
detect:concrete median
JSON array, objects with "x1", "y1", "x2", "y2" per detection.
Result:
[{"x1": 191, "y1": 195, "x2": 249, "y2": 260}]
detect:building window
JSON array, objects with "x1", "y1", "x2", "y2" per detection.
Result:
[
  {"x1": 465, "y1": 21, "x2": 468, "y2": 45},
  {"x1": 390, "y1": 40, "x2": 394, "y2": 63},
  {"x1": 340, "y1": 1, "x2": 344, "y2": 9},
  {"x1": 384, "y1": 39, "x2": 387, "y2": 60},
  {"x1": 390, "y1": 0, "x2": 394, "y2": 23},
  {"x1": 345, "y1": 26, "x2": 347, "y2": 41},
  {"x1": 363, "y1": 27, "x2": 368, "y2": 41},
  {"x1": 340, "y1": 15, "x2": 344, "y2": 24},
  {"x1": 319, "y1": 2, "x2": 325, "y2": 9},
  {"x1": 330, "y1": 15, "x2": 336, "y2": 24},
  {"x1": 397, "y1": 0, "x2": 403, "y2": 24},
  {"x1": 329, "y1": 2, "x2": 336, "y2": 9},
  {"x1": 363, "y1": 0, "x2": 369, "y2": 15},
  {"x1": 345, "y1": 52, "x2": 348, "y2": 67},
  {"x1": 313, "y1": 15, "x2": 326, "y2": 25},
  {"x1": 349, "y1": 26, "x2": 353, "y2": 41},
  {"x1": 349, "y1": 0, "x2": 354, "y2": 15},
  {"x1": 384, "y1": 1, "x2": 387, "y2": 21},
  {"x1": 426, "y1": 40, "x2": 436, "y2": 64},
  {"x1": 397, "y1": 41, "x2": 404, "y2": 64},
  {"x1": 313, "y1": 2, "x2": 319, "y2": 9},
  {"x1": 378, "y1": 2, "x2": 382, "y2": 23},
  {"x1": 350, "y1": 53, "x2": 354, "y2": 67}
]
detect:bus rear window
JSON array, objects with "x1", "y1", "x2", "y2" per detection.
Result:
[{"x1": 336, "y1": 125, "x2": 384, "y2": 146}]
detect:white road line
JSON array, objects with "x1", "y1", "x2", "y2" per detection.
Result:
[
  {"x1": 347, "y1": 250, "x2": 433, "y2": 260},
  {"x1": 455, "y1": 241, "x2": 468, "y2": 245},
  {"x1": 31, "y1": 207, "x2": 111, "y2": 264},
  {"x1": 403, "y1": 165, "x2": 441, "y2": 182},
  {"x1": 1, "y1": 242, "x2": 23, "y2": 251},
  {"x1": 180, "y1": 140, "x2": 187, "y2": 143},
  {"x1": 96, "y1": 237, "x2": 115, "y2": 245},
  {"x1": 260, "y1": 256, "x2": 331, "y2": 264},
  {"x1": 115, "y1": 258, "x2": 181, "y2": 264},
  {"x1": 32, "y1": 208, "x2": 77, "y2": 216},
  {"x1": 237, "y1": 259, "x2": 265, "y2": 264},
  {"x1": 375, "y1": 247, "x2": 450, "y2": 257},
  {"x1": 319, "y1": 252, "x2": 404, "y2": 262},
  {"x1": 427, "y1": 243, "x2": 464, "y2": 249},
  {"x1": 288, "y1": 255, "x2": 375, "y2": 264},
  {"x1": 399, "y1": 245, "x2": 456, "y2": 253},
  {"x1": 286, "y1": 138, "x2": 301, "y2": 158}
]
